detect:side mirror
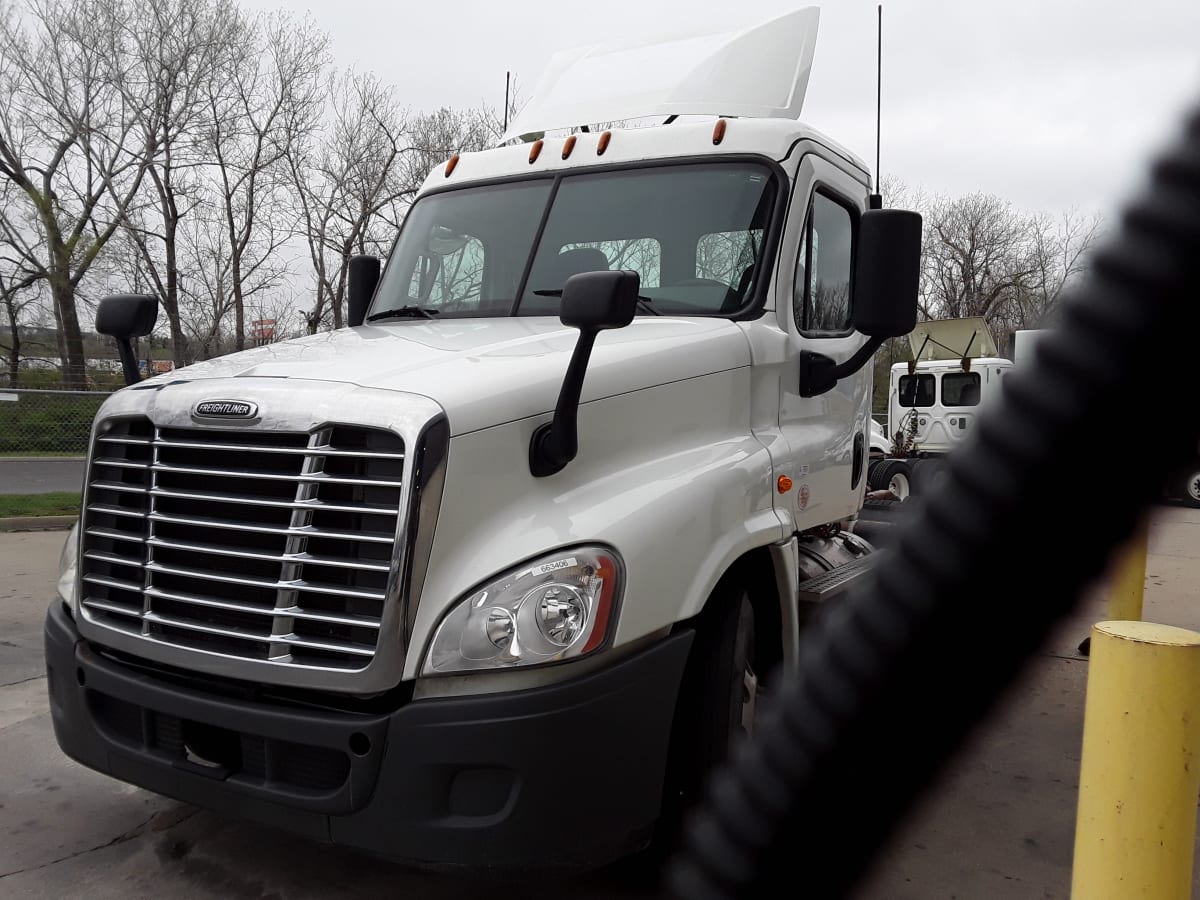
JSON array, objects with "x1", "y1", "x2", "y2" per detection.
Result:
[
  {"x1": 529, "y1": 270, "x2": 640, "y2": 476},
  {"x1": 851, "y1": 209, "x2": 923, "y2": 338},
  {"x1": 798, "y1": 209, "x2": 923, "y2": 398},
  {"x1": 348, "y1": 255, "x2": 381, "y2": 327},
  {"x1": 95, "y1": 294, "x2": 159, "y2": 386}
]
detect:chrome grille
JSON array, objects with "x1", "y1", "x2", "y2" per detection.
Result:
[{"x1": 80, "y1": 417, "x2": 404, "y2": 670}]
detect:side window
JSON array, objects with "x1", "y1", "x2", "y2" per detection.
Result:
[
  {"x1": 898, "y1": 374, "x2": 935, "y2": 407},
  {"x1": 942, "y1": 372, "x2": 981, "y2": 407},
  {"x1": 559, "y1": 239, "x2": 661, "y2": 287},
  {"x1": 696, "y1": 229, "x2": 763, "y2": 289},
  {"x1": 793, "y1": 191, "x2": 855, "y2": 334},
  {"x1": 408, "y1": 230, "x2": 486, "y2": 311}
]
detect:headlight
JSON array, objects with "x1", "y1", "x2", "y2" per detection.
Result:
[
  {"x1": 57, "y1": 521, "x2": 80, "y2": 612},
  {"x1": 424, "y1": 546, "x2": 622, "y2": 675}
]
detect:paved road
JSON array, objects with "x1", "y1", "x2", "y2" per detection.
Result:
[
  {"x1": 3, "y1": 508, "x2": 1200, "y2": 898},
  {"x1": 0, "y1": 458, "x2": 86, "y2": 495}
]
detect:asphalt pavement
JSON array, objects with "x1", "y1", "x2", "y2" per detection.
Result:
[
  {"x1": 0, "y1": 458, "x2": 86, "y2": 495},
  {"x1": 3, "y1": 508, "x2": 1200, "y2": 898}
]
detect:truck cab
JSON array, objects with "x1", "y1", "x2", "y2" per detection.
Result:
[
  {"x1": 45, "y1": 9, "x2": 921, "y2": 869},
  {"x1": 886, "y1": 317, "x2": 1012, "y2": 455}
]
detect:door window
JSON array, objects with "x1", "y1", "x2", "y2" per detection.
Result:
[{"x1": 794, "y1": 191, "x2": 855, "y2": 334}]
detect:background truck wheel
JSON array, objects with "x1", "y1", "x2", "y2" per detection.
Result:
[
  {"x1": 910, "y1": 457, "x2": 947, "y2": 495},
  {"x1": 869, "y1": 458, "x2": 912, "y2": 500},
  {"x1": 1175, "y1": 464, "x2": 1200, "y2": 508}
]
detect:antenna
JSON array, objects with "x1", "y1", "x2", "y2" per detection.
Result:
[
  {"x1": 869, "y1": 4, "x2": 884, "y2": 210},
  {"x1": 503, "y1": 71, "x2": 511, "y2": 133}
]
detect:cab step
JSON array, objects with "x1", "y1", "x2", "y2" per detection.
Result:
[{"x1": 797, "y1": 555, "x2": 876, "y2": 603}]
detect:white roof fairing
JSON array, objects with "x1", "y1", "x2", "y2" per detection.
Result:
[{"x1": 501, "y1": 8, "x2": 821, "y2": 143}]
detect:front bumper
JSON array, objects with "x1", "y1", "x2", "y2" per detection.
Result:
[{"x1": 45, "y1": 601, "x2": 693, "y2": 869}]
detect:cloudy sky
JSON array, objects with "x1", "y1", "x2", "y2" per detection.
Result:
[{"x1": 247, "y1": 0, "x2": 1199, "y2": 216}]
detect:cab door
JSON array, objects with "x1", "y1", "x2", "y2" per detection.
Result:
[{"x1": 774, "y1": 153, "x2": 873, "y2": 530}]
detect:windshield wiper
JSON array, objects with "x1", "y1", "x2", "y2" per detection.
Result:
[
  {"x1": 532, "y1": 289, "x2": 661, "y2": 316},
  {"x1": 366, "y1": 305, "x2": 441, "y2": 322}
]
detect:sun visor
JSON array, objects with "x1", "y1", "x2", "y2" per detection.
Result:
[
  {"x1": 501, "y1": 8, "x2": 820, "y2": 143},
  {"x1": 908, "y1": 317, "x2": 998, "y2": 361}
]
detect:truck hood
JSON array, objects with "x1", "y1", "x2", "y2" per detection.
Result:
[{"x1": 148, "y1": 317, "x2": 751, "y2": 435}]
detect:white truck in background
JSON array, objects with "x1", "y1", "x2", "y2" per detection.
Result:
[
  {"x1": 45, "y1": 9, "x2": 924, "y2": 869},
  {"x1": 873, "y1": 318, "x2": 1200, "y2": 508}
]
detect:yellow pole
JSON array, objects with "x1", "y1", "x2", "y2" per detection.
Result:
[
  {"x1": 1107, "y1": 518, "x2": 1150, "y2": 621},
  {"x1": 1071, "y1": 621, "x2": 1200, "y2": 899}
]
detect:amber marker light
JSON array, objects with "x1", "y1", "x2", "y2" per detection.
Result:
[
  {"x1": 444, "y1": 154, "x2": 460, "y2": 177},
  {"x1": 562, "y1": 135, "x2": 577, "y2": 159},
  {"x1": 713, "y1": 118, "x2": 727, "y2": 145},
  {"x1": 777, "y1": 475, "x2": 793, "y2": 494},
  {"x1": 528, "y1": 139, "x2": 544, "y2": 164},
  {"x1": 597, "y1": 130, "x2": 612, "y2": 155}
]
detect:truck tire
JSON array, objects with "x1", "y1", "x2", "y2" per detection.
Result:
[
  {"x1": 655, "y1": 582, "x2": 758, "y2": 856},
  {"x1": 867, "y1": 458, "x2": 885, "y2": 490},
  {"x1": 869, "y1": 459, "x2": 912, "y2": 500},
  {"x1": 1175, "y1": 464, "x2": 1200, "y2": 508},
  {"x1": 909, "y1": 457, "x2": 946, "y2": 495}
]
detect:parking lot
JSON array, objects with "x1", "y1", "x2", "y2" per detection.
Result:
[{"x1": 4, "y1": 506, "x2": 1200, "y2": 898}]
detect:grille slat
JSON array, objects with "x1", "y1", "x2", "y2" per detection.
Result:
[
  {"x1": 149, "y1": 486, "x2": 398, "y2": 516},
  {"x1": 144, "y1": 561, "x2": 388, "y2": 600},
  {"x1": 143, "y1": 585, "x2": 383, "y2": 629},
  {"x1": 154, "y1": 436, "x2": 404, "y2": 460},
  {"x1": 146, "y1": 512, "x2": 396, "y2": 544},
  {"x1": 142, "y1": 611, "x2": 377, "y2": 658},
  {"x1": 79, "y1": 417, "x2": 403, "y2": 672},
  {"x1": 146, "y1": 536, "x2": 391, "y2": 572},
  {"x1": 83, "y1": 597, "x2": 144, "y2": 619},
  {"x1": 153, "y1": 461, "x2": 402, "y2": 488}
]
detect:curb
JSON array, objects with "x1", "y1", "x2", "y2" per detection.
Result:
[{"x1": 0, "y1": 515, "x2": 77, "y2": 532}]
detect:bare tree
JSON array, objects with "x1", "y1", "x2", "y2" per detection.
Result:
[
  {"x1": 208, "y1": 12, "x2": 327, "y2": 350},
  {"x1": 108, "y1": 0, "x2": 241, "y2": 367},
  {"x1": 919, "y1": 193, "x2": 1039, "y2": 329},
  {"x1": 0, "y1": 0, "x2": 159, "y2": 386},
  {"x1": 289, "y1": 70, "x2": 411, "y2": 333},
  {"x1": 1023, "y1": 208, "x2": 1104, "y2": 325},
  {"x1": 0, "y1": 248, "x2": 44, "y2": 386}
]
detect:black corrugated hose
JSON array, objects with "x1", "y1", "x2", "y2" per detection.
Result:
[{"x1": 670, "y1": 97, "x2": 1200, "y2": 899}]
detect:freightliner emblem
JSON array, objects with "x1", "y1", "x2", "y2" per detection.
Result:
[{"x1": 193, "y1": 400, "x2": 258, "y2": 419}]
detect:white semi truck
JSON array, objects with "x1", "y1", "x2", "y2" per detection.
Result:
[{"x1": 45, "y1": 9, "x2": 923, "y2": 868}]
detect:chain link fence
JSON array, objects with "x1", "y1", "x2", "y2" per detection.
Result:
[{"x1": 0, "y1": 388, "x2": 115, "y2": 455}]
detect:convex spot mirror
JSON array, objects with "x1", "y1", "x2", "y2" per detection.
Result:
[{"x1": 851, "y1": 209, "x2": 922, "y2": 339}]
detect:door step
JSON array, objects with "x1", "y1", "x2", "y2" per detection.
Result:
[{"x1": 797, "y1": 555, "x2": 876, "y2": 603}]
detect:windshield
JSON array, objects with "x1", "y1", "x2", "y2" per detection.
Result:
[{"x1": 371, "y1": 162, "x2": 777, "y2": 319}]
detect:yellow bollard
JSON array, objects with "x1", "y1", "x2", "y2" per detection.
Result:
[
  {"x1": 1107, "y1": 518, "x2": 1150, "y2": 621},
  {"x1": 1071, "y1": 621, "x2": 1200, "y2": 900}
]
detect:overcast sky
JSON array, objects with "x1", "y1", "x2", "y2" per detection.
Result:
[{"x1": 242, "y1": 0, "x2": 1199, "y2": 216}]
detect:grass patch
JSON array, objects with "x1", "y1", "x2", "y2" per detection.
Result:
[{"x1": 0, "y1": 491, "x2": 81, "y2": 518}]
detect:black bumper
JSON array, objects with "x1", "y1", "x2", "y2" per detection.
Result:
[{"x1": 44, "y1": 601, "x2": 693, "y2": 869}]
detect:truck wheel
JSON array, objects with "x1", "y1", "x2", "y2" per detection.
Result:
[
  {"x1": 869, "y1": 459, "x2": 912, "y2": 500},
  {"x1": 1176, "y1": 465, "x2": 1200, "y2": 508},
  {"x1": 697, "y1": 588, "x2": 758, "y2": 756},
  {"x1": 659, "y1": 583, "x2": 758, "y2": 842}
]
